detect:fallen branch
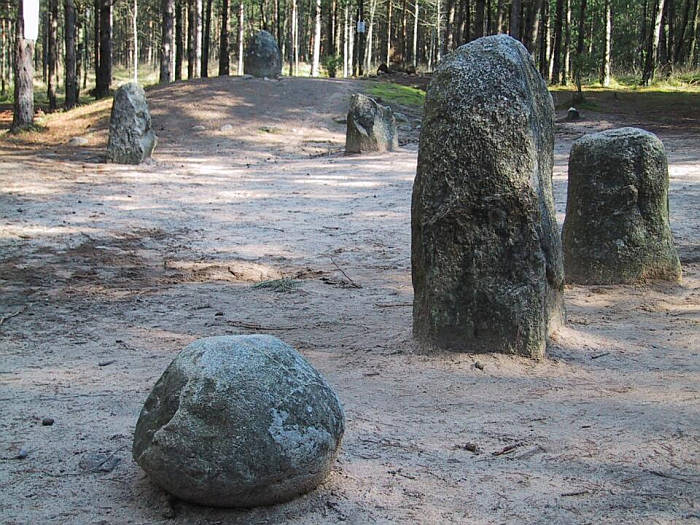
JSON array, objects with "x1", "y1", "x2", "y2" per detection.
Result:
[
  {"x1": 0, "y1": 308, "x2": 25, "y2": 327},
  {"x1": 647, "y1": 469, "x2": 694, "y2": 484},
  {"x1": 329, "y1": 257, "x2": 362, "y2": 288},
  {"x1": 492, "y1": 443, "x2": 523, "y2": 456},
  {"x1": 228, "y1": 320, "x2": 297, "y2": 331},
  {"x1": 375, "y1": 303, "x2": 412, "y2": 308},
  {"x1": 591, "y1": 352, "x2": 611, "y2": 360},
  {"x1": 561, "y1": 490, "x2": 589, "y2": 497}
]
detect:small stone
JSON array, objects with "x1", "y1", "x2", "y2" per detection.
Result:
[
  {"x1": 393, "y1": 112, "x2": 408, "y2": 122},
  {"x1": 133, "y1": 335, "x2": 345, "y2": 508},
  {"x1": 16, "y1": 448, "x2": 28, "y2": 459},
  {"x1": 244, "y1": 30, "x2": 282, "y2": 78},
  {"x1": 192, "y1": 125, "x2": 206, "y2": 131},
  {"x1": 566, "y1": 107, "x2": 580, "y2": 121},
  {"x1": 107, "y1": 83, "x2": 157, "y2": 164},
  {"x1": 345, "y1": 94, "x2": 398, "y2": 154},
  {"x1": 474, "y1": 361, "x2": 485, "y2": 371},
  {"x1": 68, "y1": 136, "x2": 89, "y2": 146},
  {"x1": 41, "y1": 417, "x2": 54, "y2": 426},
  {"x1": 220, "y1": 124, "x2": 234, "y2": 132}
]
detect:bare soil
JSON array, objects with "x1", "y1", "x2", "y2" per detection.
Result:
[{"x1": 1, "y1": 76, "x2": 698, "y2": 524}]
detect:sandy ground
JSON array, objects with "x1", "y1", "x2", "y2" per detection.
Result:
[{"x1": 0, "y1": 76, "x2": 698, "y2": 524}]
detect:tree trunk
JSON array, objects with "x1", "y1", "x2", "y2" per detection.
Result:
[
  {"x1": 475, "y1": 0, "x2": 485, "y2": 38},
  {"x1": 237, "y1": 0, "x2": 244, "y2": 74},
  {"x1": 343, "y1": 0, "x2": 349, "y2": 76},
  {"x1": 1, "y1": 19, "x2": 7, "y2": 97},
  {"x1": 600, "y1": 0, "x2": 611, "y2": 86},
  {"x1": 188, "y1": 0, "x2": 196, "y2": 78},
  {"x1": 522, "y1": 0, "x2": 543, "y2": 52},
  {"x1": 132, "y1": 0, "x2": 138, "y2": 83},
  {"x1": 574, "y1": 0, "x2": 586, "y2": 100},
  {"x1": 48, "y1": 0, "x2": 58, "y2": 110},
  {"x1": 674, "y1": 0, "x2": 693, "y2": 62},
  {"x1": 538, "y1": 0, "x2": 549, "y2": 77},
  {"x1": 219, "y1": 0, "x2": 230, "y2": 74},
  {"x1": 642, "y1": 0, "x2": 666, "y2": 85},
  {"x1": 413, "y1": 0, "x2": 418, "y2": 67},
  {"x1": 176, "y1": 0, "x2": 184, "y2": 79},
  {"x1": 64, "y1": 0, "x2": 79, "y2": 108},
  {"x1": 552, "y1": 0, "x2": 563, "y2": 83},
  {"x1": 94, "y1": 0, "x2": 100, "y2": 84},
  {"x1": 445, "y1": 0, "x2": 454, "y2": 51},
  {"x1": 161, "y1": 0, "x2": 175, "y2": 82},
  {"x1": 387, "y1": 0, "x2": 393, "y2": 63},
  {"x1": 689, "y1": 0, "x2": 700, "y2": 65},
  {"x1": 365, "y1": 0, "x2": 378, "y2": 72},
  {"x1": 562, "y1": 0, "x2": 570, "y2": 84},
  {"x1": 312, "y1": 0, "x2": 321, "y2": 75},
  {"x1": 196, "y1": 0, "x2": 203, "y2": 75},
  {"x1": 509, "y1": 0, "x2": 521, "y2": 39},
  {"x1": 95, "y1": 0, "x2": 112, "y2": 98},
  {"x1": 495, "y1": 0, "x2": 505, "y2": 33},
  {"x1": 202, "y1": 0, "x2": 212, "y2": 76},
  {"x1": 12, "y1": 0, "x2": 35, "y2": 132},
  {"x1": 436, "y1": 0, "x2": 441, "y2": 62}
]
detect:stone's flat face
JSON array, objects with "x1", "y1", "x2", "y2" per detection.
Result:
[
  {"x1": 244, "y1": 30, "x2": 282, "y2": 78},
  {"x1": 132, "y1": 335, "x2": 345, "y2": 508},
  {"x1": 345, "y1": 94, "x2": 399, "y2": 154},
  {"x1": 563, "y1": 127, "x2": 681, "y2": 284},
  {"x1": 107, "y1": 83, "x2": 157, "y2": 164},
  {"x1": 411, "y1": 35, "x2": 564, "y2": 359}
]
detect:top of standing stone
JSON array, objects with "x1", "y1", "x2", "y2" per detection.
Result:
[
  {"x1": 244, "y1": 30, "x2": 282, "y2": 78},
  {"x1": 572, "y1": 126, "x2": 663, "y2": 149}
]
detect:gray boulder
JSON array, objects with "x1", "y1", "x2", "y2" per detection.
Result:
[
  {"x1": 345, "y1": 94, "x2": 399, "y2": 154},
  {"x1": 132, "y1": 335, "x2": 345, "y2": 508},
  {"x1": 107, "y1": 82, "x2": 157, "y2": 164},
  {"x1": 562, "y1": 127, "x2": 681, "y2": 284},
  {"x1": 411, "y1": 35, "x2": 564, "y2": 359},
  {"x1": 244, "y1": 30, "x2": 282, "y2": 78}
]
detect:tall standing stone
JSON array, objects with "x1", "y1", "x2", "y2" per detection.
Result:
[
  {"x1": 106, "y1": 82, "x2": 157, "y2": 164},
  {"x1": 243, "y1": 30, "x2": 282, "y2": 78},
  {"x1": 411, "y1": 35, "x2": 564, "y2": 359},
  {"x1": 563, "y1": 127, "x2": 681, "y2": 284},
  {"x1": 345, "y1": 94, "x2": 399, "y2": 154}
]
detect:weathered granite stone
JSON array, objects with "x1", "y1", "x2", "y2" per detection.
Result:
[
  {"x1": 411, "y1": 35, "x2": 564, "y2": 359},
  {"x1": 566, "y1": 107, "x2": 580, "y2": 121},
  {"x1": 107, "y1": 83, "x2": 157, "y2": 164},
  {"x1": 563, "y1": 127, "x2": 681, "y2": 284},
  {"x1": 244, "y1": 30, "x2": 282, "y2": 78},
  {"x1": 345, "y1": 94, "x2": 399, "y2": 153},
  {"x1": 133, "y1": 335, "x2": 345, "y2": 508}
]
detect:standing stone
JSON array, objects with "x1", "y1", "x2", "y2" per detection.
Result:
[
  {"x1": 107, "y1": 82, "x2": 157, "y2": 164},
  {"x1": 133, "y1": 335, "x2": 345, "y2": 508},
  {"x1": 411, "y1": 35, "x2": 564, "y2": 359},
  {"x1": 244, "y1": 30, "x2": 282, "y2": 78},
  {"x1": 345, "y1": 94, "x2": 399, "y2": 154},
  {"x1": 563, "y1": 127, "x2": 681, "y2": 284}
]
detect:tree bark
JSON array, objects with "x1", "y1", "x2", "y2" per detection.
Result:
[
  {"x1": 495, "y1": 0, "x2": 505, "y2": 33},
  {"x1": 689, "y1": 0, "x2": 700, "y2": 64},
  {"x1": 48, "y1": 0, "x2": 58, "y2": 110},
  {"x1": 95, "y1": 0, "x2": 112, "y2": 98},
  {"x1": 201, "y1": 0, "x2": 212, "y2": 76},
  {"x1": 600, "y1": 0, "x2": 611, "y2": 86},
  {"x1": 133, "y1": 0, "x2": 138, "y2": 83},
  {"x1": 674, "y1": 0, "x2": 693, "y2": 62},
  {"x1": 387, "y1": 0, "x2": 393, "y2": 63},
  {"x1": 642, "y1": 0, "x2": 666, "y2": 85},
  {"x1": 522, "y1": 0, "x2": 543, "y2": 52},
  {"x1": 64, "y1": 0, "x2": 79, "y2": 108},
  {"x1": 219, "y1": 0, "x2": 230, "y2": 74},
  {"x1": 413, "y1": 0, "x2": 418, "y2": 66},
  {"x1": 12, "y1": 0, "x2": 35, "y2": 132},
  {"x1": 161, "y1": 0, "x2": 175, "y2": 82},
  {"x1": 196, "y1": 0, "x2": 203, "y2": 75},
  {"x1": 562, "y1": 0, "x2": 570, "y2": 84},
  {"x1": 445, "y1": 0, "x2": 454, "y2": 51},
  {"x1": 509, "y1": 0, "x2": 521, "y2": 39},
  {"x1": 188, "y1": 0, "x2": 196, "y2": 78}
]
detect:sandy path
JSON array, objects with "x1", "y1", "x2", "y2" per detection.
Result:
[{"x1": 0, "y1": 77, "x2": 698, "y2": 524}]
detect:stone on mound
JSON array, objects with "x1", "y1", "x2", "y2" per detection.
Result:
[
  {"x1": 345, "y1": 94, "x2": 399, "y2": 154},
  {"x1": 244, "y1": 30, "x2": 282, "y2": 78},
  {"x1": 107, "y1": 83, "x2": 157, "y2": 164},
  {"x1": 562, "y1": 127, "x2": 681, "y2": 284},
  {"x1": 411, "y1": 35, "x2": 564, "y2": 359},
  {"x1": 132, "y1": 335, "x2": 345, "y2": 507}
]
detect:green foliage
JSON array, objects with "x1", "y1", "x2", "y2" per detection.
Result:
[
  {"x1": 322, "y1": 55, "x2": 343, "y2": 78},
  {"x1": 367, "y1": 82, "x2": 425, "y2": 107}
]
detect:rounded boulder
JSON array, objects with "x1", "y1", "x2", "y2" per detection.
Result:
[
  {"x1": 243, "y1": 30, "x2": 282, "y2": 78},
  {"x1": 132, "y1": 335, "x2": 345, "y2": 507}
]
